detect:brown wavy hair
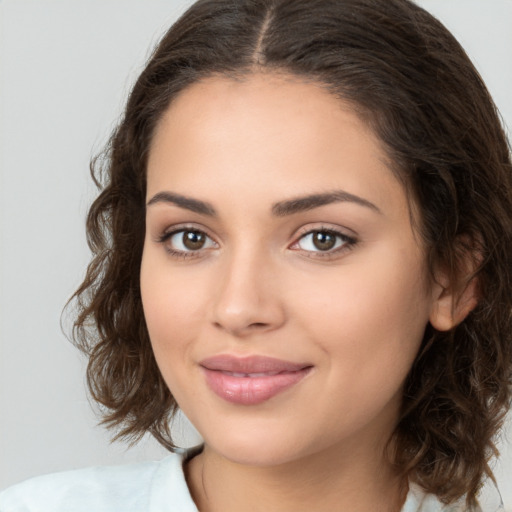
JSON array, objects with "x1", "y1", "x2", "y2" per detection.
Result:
[{"x1": 70, "y1": 0, "x2": 512, "y2": 506}]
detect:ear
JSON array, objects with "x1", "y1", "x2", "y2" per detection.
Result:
[
  {"x1": 429, "y1": 276, "x2": 479, "y2": 331},
  {"x1": 429, "y1": 244, "x2": 481, "y2": 332}
]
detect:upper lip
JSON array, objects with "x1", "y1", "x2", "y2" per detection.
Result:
[{"x1": 200, "y1": 355, "x2": 311, "y2": 374}]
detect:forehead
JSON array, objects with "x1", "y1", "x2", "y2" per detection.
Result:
[
  {"x1": 147, "y1": 73, "x2": 407, "y2": 220},
  {"x1": 151, "y1": 73, "x2": 382, "y2": 158}
]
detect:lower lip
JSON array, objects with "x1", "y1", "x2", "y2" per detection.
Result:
[{"x1": 202, "y1": 367, "x2": 312, "y2": 405}]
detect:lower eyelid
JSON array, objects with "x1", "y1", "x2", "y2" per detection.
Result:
[{"x1": 296, "y1": 241, "x2": 356, "y2": 260}]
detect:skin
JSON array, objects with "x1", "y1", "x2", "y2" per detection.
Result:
[{"x1": 140, "y1": 73, "x2": 458, "y2": 512}]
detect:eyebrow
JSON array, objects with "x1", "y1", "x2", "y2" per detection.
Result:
[
  {"x1": 272, "y1": 190, "x2": 381, "y2": 216},
  {"x1": 146, "y1": 189, "x2": 381, "y2": 217},
  {"x1": 146, "y1": 191, "x2": 217, "y2": 216}
]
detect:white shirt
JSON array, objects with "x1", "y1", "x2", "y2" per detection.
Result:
[{"x1": 0, "y1": 449, "x2": 503, "y2": 511}]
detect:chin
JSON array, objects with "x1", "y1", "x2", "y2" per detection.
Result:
[
  {"x1": 196, "y1": 418, "x2": 320, "y2": 468},
  {"x1": 214, "y1": 440, "x2": 306, "y2": 467}
]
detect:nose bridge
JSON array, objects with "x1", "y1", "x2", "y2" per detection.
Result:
[{"x1": 211, "y1": 241, "x2": 284, "y2": 335}]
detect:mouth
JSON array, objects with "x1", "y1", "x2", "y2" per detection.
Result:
[{"x1": 200, "y1": 355, "x2": 313, "y2": 405}]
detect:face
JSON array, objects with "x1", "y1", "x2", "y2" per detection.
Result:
[{"x1": 141, "y1": 73, "x2": 442, "y2": 467}]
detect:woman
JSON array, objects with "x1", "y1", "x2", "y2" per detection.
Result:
[{"x1": 1, "y1": 0, "x2": 511, "y2": 510}]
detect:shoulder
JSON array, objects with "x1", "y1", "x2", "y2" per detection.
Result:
[
  {"x1": 0, "y1": 450, "x2": 199, "y2": 512},
  {"x1": 402, "y1": 481, "x2": 504, "y2": 512},
  {"x1": 402, "y1": 484, "x2": 466, "y2": 512}
]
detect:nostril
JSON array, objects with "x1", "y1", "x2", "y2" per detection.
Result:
[{"x1": 213, "y1": 320, "x2": 270, "y2": 335}]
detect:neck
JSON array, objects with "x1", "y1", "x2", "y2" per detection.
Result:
[{"x1": 184, "y1": 441, "x2": 407, "y2": 512}]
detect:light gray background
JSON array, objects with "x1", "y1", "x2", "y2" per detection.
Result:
[{"x1": 0, "y1": 0, "x2": 511, "y2": 507}]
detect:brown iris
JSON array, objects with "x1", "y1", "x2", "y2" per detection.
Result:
[
  {"x1": 312, "y1": 231, "x2": 337, "y2": 251},
  {"x1": 182, "y1": 230, "x2": 206, "y2": 250}
]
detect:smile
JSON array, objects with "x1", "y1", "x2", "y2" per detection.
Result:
[{"x1": 200, "y1": 355, "x2": 313, "y2": 405}]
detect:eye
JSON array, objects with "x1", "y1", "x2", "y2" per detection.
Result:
[
  {"x1": 292, "y1": 229, "x2": 356, "y2": 254},
  {"x1": 159, "y1": 228, "x2": 217, "y2": 255}
]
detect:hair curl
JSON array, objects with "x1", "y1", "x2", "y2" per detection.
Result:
[{"x1": 70, "y1": 0, "x2": 512, "y2": 506}]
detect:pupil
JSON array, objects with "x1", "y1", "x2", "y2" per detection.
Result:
[
  {"x1": 313, "y1": 231, "x2": 336, "y2": 251},
  {"x1": 183, "y1": 231, "x2": 205, "y2": 250}
]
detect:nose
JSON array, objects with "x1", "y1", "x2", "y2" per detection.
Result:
[{"x1": 211, "y1": 249, "x2": 286, "y2": 337}]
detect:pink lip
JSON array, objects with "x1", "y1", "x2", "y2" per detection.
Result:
[{"x1": 200, "y1": 355, "x2": 312, "y2": 405}]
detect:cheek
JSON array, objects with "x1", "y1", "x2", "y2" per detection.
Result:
[
  {"x1": 140, "y1": 260, "x2": 215, "y2": 414},
  {"x1": 292, "y1": 245, "x2": 430, "y2": 385},
  {"x1": 140, "y1": 250, "x2": 209, "y2": 373},
  {"x1": 286, "y1": 252, "x2": 430, "y2": 442}
]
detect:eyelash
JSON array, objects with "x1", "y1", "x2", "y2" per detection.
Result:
[
  {"x1": 290, "y1": 226, "x2": 357, "y2": 259},
  {"x1": 156, "y1": 225, "x2": 357, "y2": 260},
  {"x1": 157, "y1": 225, "x2": 217, "y2": 260}
]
